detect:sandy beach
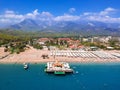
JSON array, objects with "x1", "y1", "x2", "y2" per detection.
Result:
[{"x1": 0, "y1": 46, "x2": 120, "y2": 64}]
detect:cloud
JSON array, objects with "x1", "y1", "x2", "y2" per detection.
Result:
[
  {"x1": 0, "y1": 10, "x2": 24, "y2": 27},
  {"x1": 25, "y1": 9, "x2": 39, "y2": 19},
  {"x1": 69, "y1": 8, "x2": 76, "y2": 13},
  {"x1": 0, "y1": 9, "x2": 54, "y2": 26},
  {"x1": 100, "y1": 7, "x2": 117, "y2": 16},
  {"x1": 88, "y1": 16, "x2": 120, "y2": 23},
  {"x1": 25, "y1": 9, "x2": 53, "y2": 21},
  {"x1": 82, "y1": 7, "x2": 120, "y2": 23},
  {"x1": 4, "y1": 10, "x2": 24, "y2": 19},
  {"x1": 54, "y1": 14, "x2": 80, "y2": 21},
  {"x1": 0, "y1": 7, "x2": 120, "y2": 27},
  {"x1": 40, "y1": 12, "x2": 53, "y2": 21},
  {"x1": 5, "y1": 10, "x2": 15, "y2": 14},
  {"x1": 37, "y1": 11, "x2": 54, "y2": 26},
  {"x1": 33, "y1": 9, "x2": 39, "y2": 15},
  {"x1": 25, "y1": 10, "x2": 54, "y2": 26}
]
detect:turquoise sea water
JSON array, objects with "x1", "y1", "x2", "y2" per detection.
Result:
[{"x1": 0, "y1": 63, "x2": 120, "y2": 90}]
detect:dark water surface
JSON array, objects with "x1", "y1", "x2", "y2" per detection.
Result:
[{"x1": 0, "y1": 63, "x2": 120, "y2": 90}]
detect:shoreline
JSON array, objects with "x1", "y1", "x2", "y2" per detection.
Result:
[
  {"x1": 0, "y1": 59, "x2": 120, "y2": 64},
  {"x1": 0, "y1": 47, "x2": 120, "y2": 64}
]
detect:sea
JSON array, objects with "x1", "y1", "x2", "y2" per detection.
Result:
[{"x1": 0, "y1": 63, "x2": 120, "y2": 90}]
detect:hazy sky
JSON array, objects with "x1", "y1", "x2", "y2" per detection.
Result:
[{"x1": 0, "y1": 0, "x2": 120, "y2": 26}]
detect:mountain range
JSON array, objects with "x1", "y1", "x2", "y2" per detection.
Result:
[{"x1": 3, "y1": 19, "x2": 120, "y2": 36}]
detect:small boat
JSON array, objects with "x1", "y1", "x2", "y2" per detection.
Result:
[{"x1": 23, "y1": 63, "x2": 29, "y2": 70}]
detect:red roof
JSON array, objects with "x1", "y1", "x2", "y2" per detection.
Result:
[
  {"x1": 78, "y1": 45, "x2": 84, "y2": 48},
  {"x1": 58, "y1": 38, "x2": 71, "y2": 41},
  {"x1": 69, "y1": 45, "x2": 75, "y2": 48}
]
